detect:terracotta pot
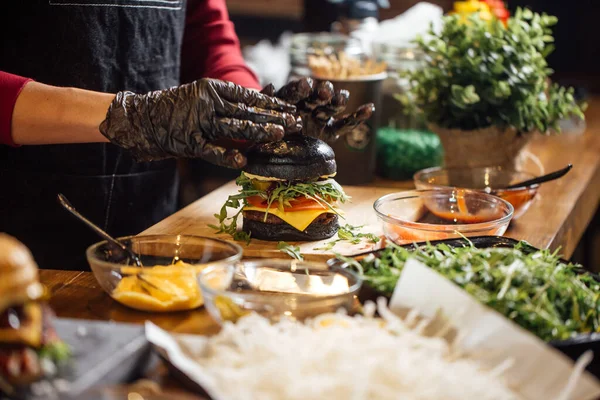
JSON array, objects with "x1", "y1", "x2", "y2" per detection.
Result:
[{"x1": 428, "y1": 124, "x2": 532, "y2": 169}]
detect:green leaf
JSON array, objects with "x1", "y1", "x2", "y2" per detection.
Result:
[
  {"x1": 314, "y1": 240, "x2": 339, "y2": 251},
  {"x1": 494, "y1": 81, "x2": 512, "y2": 98},
  {"x1": 233, "y1": 231, "x2": 251, "y2": 245},
  {"x1": 39, "y1": 341, "x2": 72, "y2": 364},
  {"x1": 277, "y1": 241, "x2": 304, "y2": 260}
]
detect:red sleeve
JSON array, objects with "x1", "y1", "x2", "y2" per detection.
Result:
[
  {"x1": 181, "y1": 0, "x2": 261, "y2": 90},
  {"x1": 0, "y1": 71, "x2": 32, "y2": 147}
]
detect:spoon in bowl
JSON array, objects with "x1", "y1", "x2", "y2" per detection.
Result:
[
  {"x1": 57, "y1": 193, "x2": 143, "y2": 267},
  {"x1": 503, "y1": 164, "x2": 573, "y2": 190}
]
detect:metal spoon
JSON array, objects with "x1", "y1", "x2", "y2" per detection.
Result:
[
  {"x1": 503, "y1": 164, "x2": 573, "y2": 189},
  {"x1": 57, "y1": 193, "x2": 143, "y2": 267}
]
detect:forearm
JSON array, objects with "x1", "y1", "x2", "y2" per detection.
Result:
[{"x1": 12, "y1": 81, "x2": 115, "y2": 145}]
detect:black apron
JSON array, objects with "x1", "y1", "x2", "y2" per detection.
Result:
[{"x1": 0, "y1": 0, "x2": 187, "y2": 270}]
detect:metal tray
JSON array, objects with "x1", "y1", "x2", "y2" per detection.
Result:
[
  {"x1": 328, "y1": 235, "x2": 600, "y2": 378},
  {"x1": 4, "y1": 318, "x2": 157, "y2": 400}
]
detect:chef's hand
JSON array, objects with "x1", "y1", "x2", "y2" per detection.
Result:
[
  {"x1": 99, "y1": 79, "x2": 301, "y2": 168},
  {"x1": 260, "y1": 77, "x2": 374, "y2": 142}
]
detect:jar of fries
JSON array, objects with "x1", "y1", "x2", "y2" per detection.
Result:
[{"x1": 305, "y1": 50, "x2": 388, "y2": 185}]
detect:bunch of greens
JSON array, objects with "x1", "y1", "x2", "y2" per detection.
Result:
[
  {"x1": 209, "y1": 172, "x2": 350, "y2": 243},
  {"x1": 339, "y1": 242, "x2": 600, "y2": 341},
  {"x1": 399, "y1": 8, "x2": 585, "y2": 133}
]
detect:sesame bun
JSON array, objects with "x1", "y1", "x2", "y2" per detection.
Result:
[{"x1": 0, "y1": 234, "x2": 44, "y2": 312}]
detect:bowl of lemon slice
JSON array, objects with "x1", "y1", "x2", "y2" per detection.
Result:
[{"x1": 86, "y1": 235, "x2": 243, "y2": 312}]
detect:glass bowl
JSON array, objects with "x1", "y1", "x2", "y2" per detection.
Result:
[
  {"x1": 86, "y1": 235, "x2": 243, "y2": 312},
  {"x1": 373, "y1": 189, "x2": 514, "y2": 244},
  {"x1": 414, "y1": 166, "x2": 540, "y2": 219},
  {"x1": 198, "y1": 259, "x2": 362, "y2": 324}
]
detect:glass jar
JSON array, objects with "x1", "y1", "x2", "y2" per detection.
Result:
[
  {"x1": 372, "y1": 42, "x2": 425, "y2": 130},
  {"x1": 288, "y1": 32, "x2": 365, "y2": 82},
  {"x1": 372, "y1": 42, "x2": 444, "y2": 181}
]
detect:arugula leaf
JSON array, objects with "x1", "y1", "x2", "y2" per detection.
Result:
[
  {"x1": 313, "y1": 241, "x2": 338, "y2": 251},
  {"x1": 277, "y1": 241, "x2": 304, "y2": 260},
  {"x1": 39, "y1": 341, "x2": 72, "y2": 364},
  {"x1": 338, "y1": 224, "x2": 380, "y2": 245},
  {"x1": 341, "y1": 242, "x2": 600, "y2": 342},
  {"x1": 233, "y1": 231, "x2": 251, "y2": 245},
  {"x1": 313, "y1": 224, "x2": 380, "y2": 251}
]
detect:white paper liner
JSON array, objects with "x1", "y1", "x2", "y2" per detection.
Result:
[
  {"x1": 145, "y1": 323, "x2": 224, "y2": 400},
  {"x1": 145, "y1": 258, "x2": 600, "y2": 400},
  {"x1": 389, "y1": 258, "x2": 600, "y2": 400}
]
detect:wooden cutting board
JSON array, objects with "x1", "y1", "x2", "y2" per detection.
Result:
[{"x1": 143, "y1": 181, "x2": 409, "y2": 261}]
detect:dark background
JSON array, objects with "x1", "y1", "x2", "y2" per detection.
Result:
[{"x1": 228, "y1": 0, "x2": 600, "y2": 94}]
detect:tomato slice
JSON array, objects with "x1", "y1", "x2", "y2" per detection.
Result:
[{"x1": 245, "y1": 196, "x2": 330, "y2": 211}]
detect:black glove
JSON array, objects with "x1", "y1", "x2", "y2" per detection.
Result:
[
  {"x1": 260, "y1": 77, "x2": 375, "y2": 142},
  {"x1": 99, "y1": 78, "x2": 301, "y2": 168}
]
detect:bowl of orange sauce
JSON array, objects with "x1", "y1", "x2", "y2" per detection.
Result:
[
  {"x1": 373, "y1": 189, "x2": 514, "y2": 245},
  {"x1": 413, "y1": 166, "x2": 539, "y2": 219}
]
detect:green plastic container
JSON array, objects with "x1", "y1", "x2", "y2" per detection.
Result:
[{"x1": 376, "y1": 127, "x2": 444, "y2": 181}]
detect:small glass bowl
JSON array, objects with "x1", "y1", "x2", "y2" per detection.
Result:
[
  {"x1": 373, "y1": 189, "x2": 514, "y2": 245},
  {"x1": 414, "y1": 166, "x2": 540, "y2": 219},
  {"x1": 86, "y1": 235, "x2": 242, "y2": 312},
  {"x1": 198, "y1": 259, "x2": 362, "y2": 324}
]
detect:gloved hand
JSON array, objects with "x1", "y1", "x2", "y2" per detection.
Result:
[
  {"x1": 99, "y1": 78, "x2": 301, "y2": 168},
  {"x1": 260, "y1": 77, "x2": 375, "y2": 142}
]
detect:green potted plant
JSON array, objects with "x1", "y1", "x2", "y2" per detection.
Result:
[{"x1": 399, "y1": 8, "x2": 586, "y2": 169}]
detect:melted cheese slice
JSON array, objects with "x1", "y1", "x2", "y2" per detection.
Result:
[{"x1": 243, "y1": 206, "x2": 340, "y2": 232}]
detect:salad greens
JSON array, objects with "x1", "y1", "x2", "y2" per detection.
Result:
[
  {"x1": 209, "y1": 172, "x2": 350, "y2": 242},
  {"x1": 338, "y1": 241, "x2": 600, "y2": 341}
]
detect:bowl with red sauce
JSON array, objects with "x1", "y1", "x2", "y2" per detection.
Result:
[
  {"x1": 413, "y1": 166, "x2": 539, "y2": 219},
  {"x1": 373, "y1": 189, "x2": 514, "y2": 245}
]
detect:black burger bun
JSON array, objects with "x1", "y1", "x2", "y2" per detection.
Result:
[
  {"x1": 243, "y1": 213, "x2": 339, "y2": 242},
  {"x1": 243, "y1": 135, "x2": 336, "y2": 181}
]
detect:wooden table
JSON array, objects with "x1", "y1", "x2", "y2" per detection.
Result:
[
  {"x1": 41, "y1": 99, "x2": 600, "y2": 327},
  {"x1": 39, "y1": 97, "x2": 600, "y2": 396}
]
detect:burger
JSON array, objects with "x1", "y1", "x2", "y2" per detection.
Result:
[
  {"x1": 212, "y1": 135, "x2": 349, "y2": 242},
  {"x1": 0, "y1": 233, "x2": 70, "y2": 396}
]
